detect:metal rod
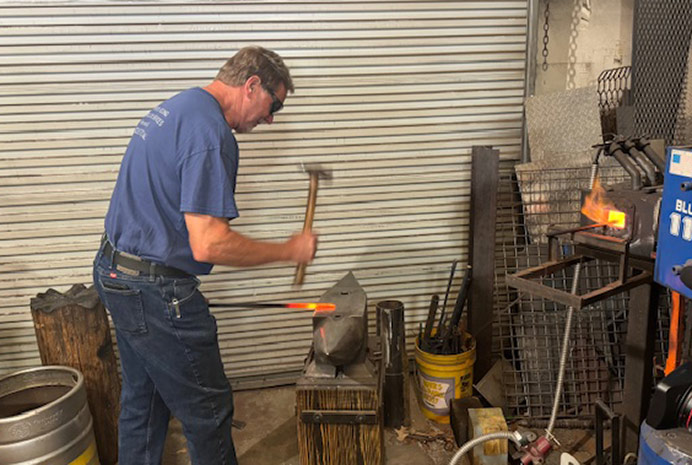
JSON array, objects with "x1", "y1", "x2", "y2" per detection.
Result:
[
  {"x1": 208, "y1": 302, "x2": 335, "y2": 311},
  {"x1": 443, "y1": 265, "x2": 472, "y2": 352},
  {"x1": 422, "y1": 294, "x2": 439, "y2": 350},
  {"x1": 441, "y1": 260, "x2": 459, "y2": 322}
]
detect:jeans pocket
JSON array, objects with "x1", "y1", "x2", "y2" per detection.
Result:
[
  {"x1": 169, "y1": 277, "x2": 207, "y2": 320},
  {"x1": 98, "y1": 277, "x2": 148, "y2": 334},
  {"x1": 173, "y1": 277, "x2": 201, "y2": 305}
]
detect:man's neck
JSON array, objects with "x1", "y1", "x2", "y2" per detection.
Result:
[{"x1": 203, "y1": 80, "x2": 240, "y2": 129}]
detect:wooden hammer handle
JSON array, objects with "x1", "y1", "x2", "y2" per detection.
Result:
[{"x1": 294, "y1": 174, "x2": 319, "y2": 285}]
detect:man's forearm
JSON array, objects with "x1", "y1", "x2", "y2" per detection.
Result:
[
  {"x1": 184, "y1": 212, "x2": 314, "y2": 267},
  {"x1": 203, "y1": 228, "x2": 295, "y2": 267}
]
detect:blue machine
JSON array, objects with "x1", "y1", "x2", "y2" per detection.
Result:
[
  {"x1": 642, "y1": 146, "x2": 692, "y2": 465},
  {"x1": 654, "y1": 146, "x2": 692, "y2": 298},
  {"x1": 638, "y1": 421, "x2": 692, "y2": 465}
]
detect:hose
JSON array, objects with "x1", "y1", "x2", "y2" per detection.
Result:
[
  {"x1": 546, "y1": 289, "x2": 576, "y2": 436},
  {"x1": 546, "y1": 161, "x2": 598, "y2": 437},
  {"x1": 448, "y1": 431, "x2": 525, "y2": 465}
]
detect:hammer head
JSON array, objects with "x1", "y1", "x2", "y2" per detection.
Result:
[{"x1": 300, "y1": 162, "x2": 333, "y2": 180}]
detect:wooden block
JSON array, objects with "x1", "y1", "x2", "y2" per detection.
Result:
[
  {"x1": 31, "y1": 284, "x2": 120, "y2": 465},
  {"x1": 468, "y1": 407, "x2": 508, "y2": 465}
]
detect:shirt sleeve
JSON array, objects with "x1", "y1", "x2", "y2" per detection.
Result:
[{"x1": 179, "y1": 146, "x2": 239, "y2": 219}]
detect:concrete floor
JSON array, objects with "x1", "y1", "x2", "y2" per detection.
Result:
[
  {"x1": 159, "y1": 376, "x2": 600, "y2": 465},
  {"x1": 162, "y1": 377, "x2": 456, "y2": 465}
]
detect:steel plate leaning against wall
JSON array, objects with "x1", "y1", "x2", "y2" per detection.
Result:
[{"x1": 0, "y1": 366, "x2": 99, "y2": 465}]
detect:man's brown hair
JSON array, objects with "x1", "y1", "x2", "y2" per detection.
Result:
[{"x1": 216, "y1": 46, "x2": 294, "y2": 94}]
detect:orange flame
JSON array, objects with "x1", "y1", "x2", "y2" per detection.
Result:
[
  {"x1": 286, "y1": 302, "x2": 336, "y2": 312},
  {"x1": 581, "y1": 179, "x2": 626, "y2": 229}
]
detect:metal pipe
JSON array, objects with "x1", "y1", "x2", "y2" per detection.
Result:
[
  {"x1": 516, "y1": 418, "x2": 593, "y2": 429},
  {"x1": 635, "y1": 137, "x2": 666, "y2": 173},
  {"x1": 609, "y1": 141, "x2": 643, "y2": 190},
  {"x1": 378, "y1": 300, "x2": 407, "y2": 428},
  {"x1": 622, "y1": 139, "x2": 658, "y2": 186}
]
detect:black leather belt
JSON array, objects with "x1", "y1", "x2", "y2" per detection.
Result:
[{"x1": 102, "y1": 239, "x2": 191, "y2": 279}]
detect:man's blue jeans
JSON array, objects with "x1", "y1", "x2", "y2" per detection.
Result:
[{"x1": 93, "y1": 248, "x2": 237, "y2": 465}]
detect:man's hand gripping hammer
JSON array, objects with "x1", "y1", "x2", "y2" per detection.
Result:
[{"x1": 294, "y1": 163, "x2": 332, "y2": 286}]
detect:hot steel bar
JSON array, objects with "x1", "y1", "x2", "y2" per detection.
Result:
[{"x1": 209, "y1": 302, "x2": 336, "y2": 312}]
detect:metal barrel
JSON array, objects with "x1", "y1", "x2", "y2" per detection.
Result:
[{"x1": 0, "y1": 366, "x2": 100, "y2": 465}]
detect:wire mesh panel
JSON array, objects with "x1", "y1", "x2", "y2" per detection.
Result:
[
  {"x1": 494, "y1": 167, "x2": 670, "y2": 423},
  {"x1": 631, "y1": 0, "x2": 692, "y2": 145},
  {"x1": 597, "y1": 66, "x2": 631, "y2": 136}
]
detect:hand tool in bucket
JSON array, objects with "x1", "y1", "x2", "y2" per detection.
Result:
[{"x1": 442, "y1": 265, "x2": 472, "y2": 354}]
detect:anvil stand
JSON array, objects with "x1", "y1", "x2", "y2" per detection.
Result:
[
  {"x1": 505, "y1": 225, "x2": 659, "y2": 457},
  {"x1": 295, "y1": 272, "x2": 384, "y2": 465}
]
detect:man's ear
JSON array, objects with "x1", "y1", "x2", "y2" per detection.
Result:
[{"x1": 244, "y1": 75, "x2": 261, "y2": 96}]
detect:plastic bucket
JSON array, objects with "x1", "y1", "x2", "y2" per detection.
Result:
[{"x1": 414, "y1": 333, "x2": 476, "y2": 423}]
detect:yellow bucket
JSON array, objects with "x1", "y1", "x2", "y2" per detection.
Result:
[{"x1": 414, "y1": 332, "x2": 476, "y2": 423}]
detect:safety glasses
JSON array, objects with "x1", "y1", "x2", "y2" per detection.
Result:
[{"x1": 262, "y1": 85, "x2": 283, "y2": 115}]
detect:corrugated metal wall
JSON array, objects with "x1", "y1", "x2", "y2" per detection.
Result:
[{"x1": 0, "y1": 1, "x2": 528, "y2": 386}]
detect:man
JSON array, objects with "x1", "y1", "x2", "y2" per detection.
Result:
[{"x1": 93, "y1": 46, "x2": 316, "y2": 465}]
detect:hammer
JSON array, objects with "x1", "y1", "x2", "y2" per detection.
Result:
[{"x1": 294, "y1": 163, "x2": 332, "y2": 286}]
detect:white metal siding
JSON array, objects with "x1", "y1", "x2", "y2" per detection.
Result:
[{"x1": 0, "y1": 1, "x2": 527, "y2": 384}]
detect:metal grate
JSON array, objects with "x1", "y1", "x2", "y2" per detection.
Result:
[
  {"x1": 631, "y1": 0, "x2": 692, "y2": 145},
  {"x1": 597, "y1": 66, "x2": 631, "y2": 136},
  {"x1": 494, "y1": 167, "x2": 670, "y2": 422}
]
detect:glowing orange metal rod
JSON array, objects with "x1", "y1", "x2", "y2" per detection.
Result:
[
  {"x1": 285, "y1": 303, "x2": 336, "y2": 312},
  {"x1": 208, "y1": 302, "x2": 336, "y2": 312}
]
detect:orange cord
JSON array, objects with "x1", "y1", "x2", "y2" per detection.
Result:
[{"x1": 664, "y1": 292, "x2": 685, "y2": 375}]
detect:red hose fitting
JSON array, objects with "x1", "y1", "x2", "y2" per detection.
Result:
[{"x1": 519, "y1": 436, "x2": 553, "y2": 465}]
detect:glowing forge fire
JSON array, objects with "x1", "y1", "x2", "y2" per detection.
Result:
[{"x1": 581, "y1": 179, "x2": 626, "y2": 229}]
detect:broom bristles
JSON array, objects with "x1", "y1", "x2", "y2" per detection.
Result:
[{"x1": 297, "y1": 387, "x2": 383, "y2": 465}]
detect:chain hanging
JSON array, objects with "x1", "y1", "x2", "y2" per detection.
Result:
[{"x1": 541, "y1": 0, "x2": 550, "y2": 71}]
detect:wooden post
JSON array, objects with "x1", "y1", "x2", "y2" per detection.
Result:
[{"x1": 30, "y1": 284, "x2": 120, "y2": 465}]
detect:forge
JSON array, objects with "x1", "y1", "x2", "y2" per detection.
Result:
[{"x1": 506, "y1": 138, "x2": 663, "y2": 309}]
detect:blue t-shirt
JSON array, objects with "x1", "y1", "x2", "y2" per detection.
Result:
[{"x1": 105, "y1": 87, "x2": 239, "y2": 275}]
